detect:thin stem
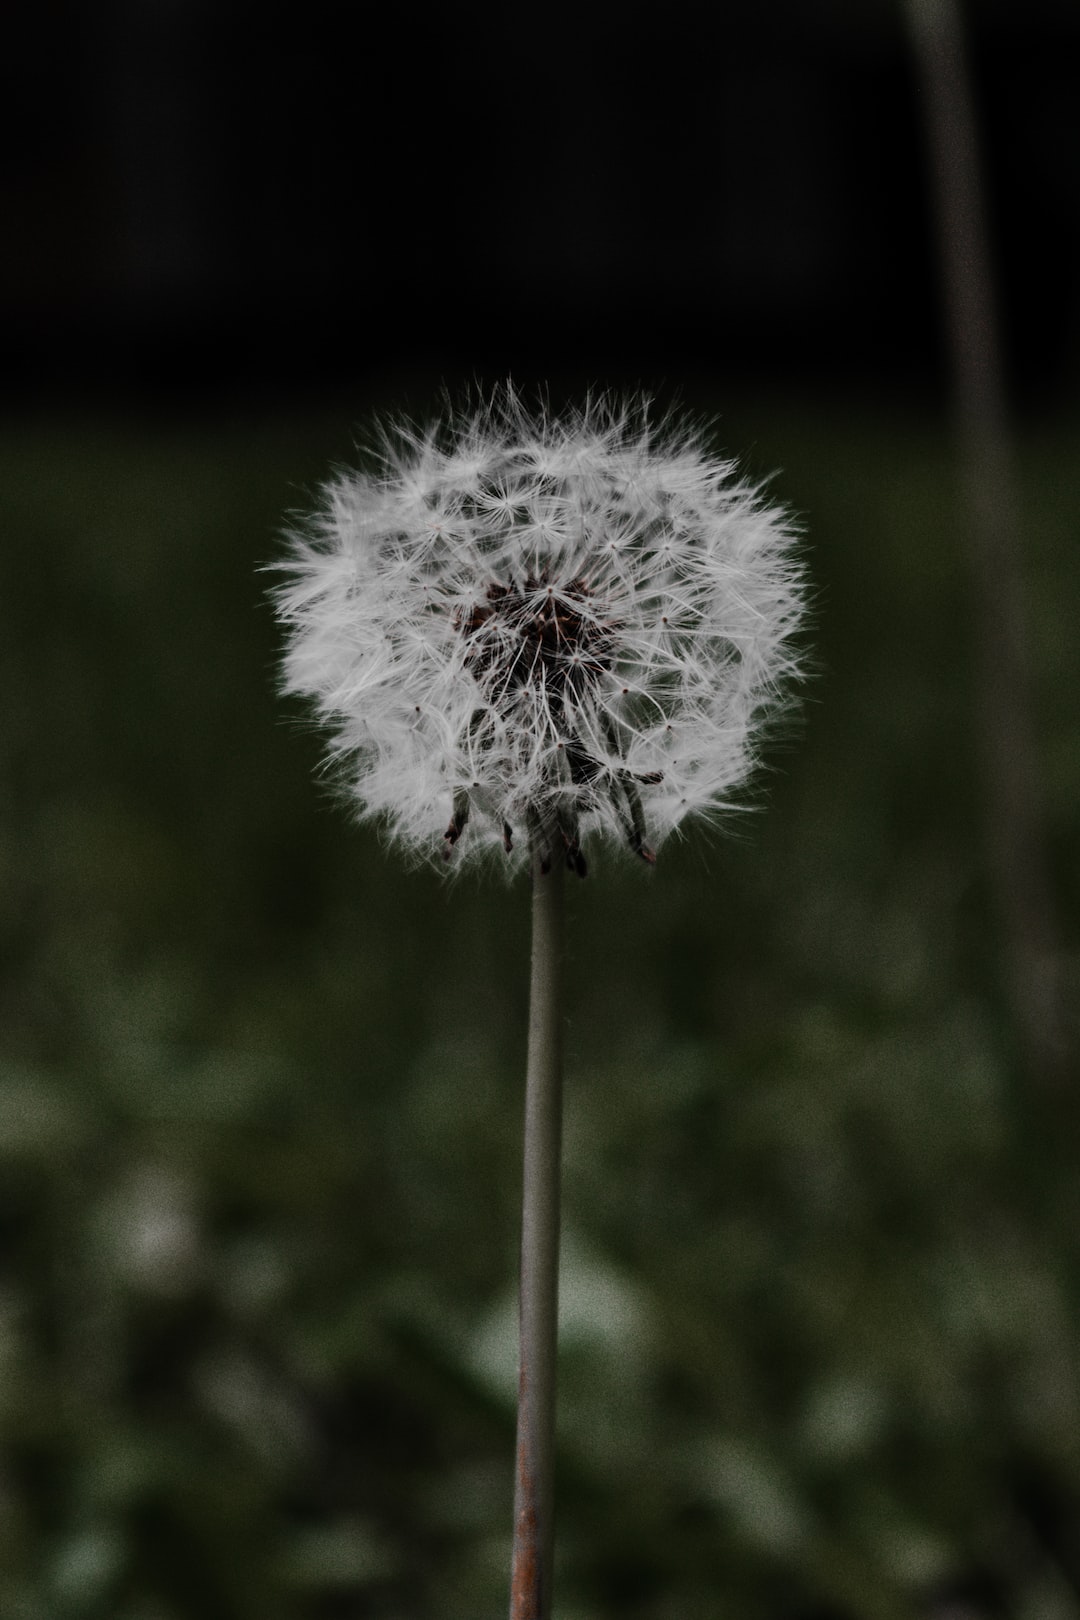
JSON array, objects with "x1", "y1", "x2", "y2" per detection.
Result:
[
  {"x1": 510, "y1": 853, "x2": 565, "y2": 1620},
  {"x1": 906, "y1": 0, "x2": 1067, "y2": 1088}
]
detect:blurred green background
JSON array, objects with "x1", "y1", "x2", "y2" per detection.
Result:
[{"x1": 1, "y1": 397, "x2": 1077, "y2": 1618}]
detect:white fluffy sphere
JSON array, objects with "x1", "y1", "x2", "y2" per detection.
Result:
[{"x1": 272, "y1": 391, "x2": 806, "y2": 875}]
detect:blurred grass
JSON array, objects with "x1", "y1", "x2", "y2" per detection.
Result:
[{"x1": 0, "y1": 399, "x2": 1078, "y2": 1619}]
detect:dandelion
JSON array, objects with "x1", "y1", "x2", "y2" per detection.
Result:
[
  {"x1": 271, "y1": 388, "x2": 806, "y2": 1620},
  {"x1": 274, "y1": 390, "x2": 804, "y2": 878}
]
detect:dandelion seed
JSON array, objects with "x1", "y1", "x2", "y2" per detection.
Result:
[{"x1": 272, "y1": 388, "x2": 805, "y2": 875}]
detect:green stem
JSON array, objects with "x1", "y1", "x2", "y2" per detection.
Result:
[{"x1": 509, "y1": 854, "x2": 565, "y2": 1620}]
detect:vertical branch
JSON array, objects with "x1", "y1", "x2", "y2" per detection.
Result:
[
  {"x1": 510, "y1": 855, "x2": 565, "y2": 1620},
  {"x1": 906, "y1": 0, "x2": 1066, "y2": 1087}
]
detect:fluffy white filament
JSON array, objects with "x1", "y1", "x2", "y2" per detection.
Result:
[{"x1": 272, "y1": 391, "x2": 806, "y2": 873}]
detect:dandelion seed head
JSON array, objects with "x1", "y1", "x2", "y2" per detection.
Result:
[{"x1": 272, "y1": 387, "x2": 806, "y2": 874}]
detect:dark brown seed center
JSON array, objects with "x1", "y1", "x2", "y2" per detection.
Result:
[
  {"x1": 458, "y1": 573, "x2": 617, "y2": 705},
  {"x1": 445, "y1": 574, "x2": 661, "y2": 873}
]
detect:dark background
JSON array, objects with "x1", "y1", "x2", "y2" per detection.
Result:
[
  {"x1": 2, "y1": 3, "x2": 1079, "y2": 1619},
  {"x1": 3, "y1": 0, "x2": 1079, "y2": 409}
]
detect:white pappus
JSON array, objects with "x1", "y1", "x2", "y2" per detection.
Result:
[{"x1": 272, "y1": 389, "x2": 806, "y2": 876}]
